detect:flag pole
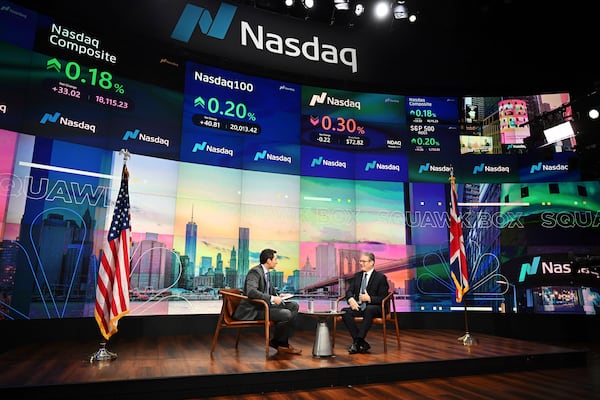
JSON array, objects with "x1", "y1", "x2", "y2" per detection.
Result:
[
  {"x1": 457, "y1": 292, "x2": 478, "y2": 346},
  {"x1": 449, "y1": 169, "x2": 478, "y2": 346},
  {"x1": 90, "y1": 149, "x2": 132, "y2": 362}
]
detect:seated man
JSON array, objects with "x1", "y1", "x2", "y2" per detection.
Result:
[
  {"x1": 233, "y1": 248, "x2": 301, "y2": 354},
  {"x1": 340, "y1": 251, "x2": 389, "y2": 354}
]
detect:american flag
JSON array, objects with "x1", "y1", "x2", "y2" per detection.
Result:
[
  {"x1": 95, "y1": 164, "x2": 131, "y2": 340},
  {"x1": 449, "y1": 175, "x2": 469, "y2": 302}
]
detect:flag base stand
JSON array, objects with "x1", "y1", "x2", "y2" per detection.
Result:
[
  {"x1": 457, "y1": 332, "x2": 478, "y2": 346},
  {"x1": 89, "y1": 342, "x2": 118, "y2": 363}
]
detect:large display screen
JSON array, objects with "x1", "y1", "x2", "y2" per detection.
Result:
[{"x1": 1, "y1": 1, "x2": 598, "y2": 322}]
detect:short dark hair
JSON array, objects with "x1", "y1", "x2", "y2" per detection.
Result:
[
  {"x1": 260, "y1": 248, "x2": 277, "y2": 264},
  {"x1": 362, "y1": 252, "x2": 375, "y2": 263}
]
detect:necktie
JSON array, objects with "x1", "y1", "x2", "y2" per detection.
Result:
[
  {"x1": 265, "y1": 271, "x2": 271, "y2": 294},
  {"x1": 359, "y1": 273, "x2": 367, "y2": 311}
]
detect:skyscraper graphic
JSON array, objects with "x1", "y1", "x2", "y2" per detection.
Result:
[
  {"x1": 316, "y1": 242, "x2": 337, "y2": 279},
  {"x1": 185, "y1": 207, "x2": 198, "y2": 275},
  {"x1": 237, "y1": 227, "x2": 249, "y2": 288}
]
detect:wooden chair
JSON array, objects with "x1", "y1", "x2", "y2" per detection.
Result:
[
  {"x1": 210, "y1": 288, "x2": 275, "y2": 358},
  {"x1": 332, "y1": 291, "x2": 400, "y2": 352}
]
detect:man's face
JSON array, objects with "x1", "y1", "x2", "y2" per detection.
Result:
[
  {"x1": 359, "y1": 257, "x2": 373, "y2": 272},
  {"x1": 266, "y1": 254, "x2": 278, "y2": 270}
]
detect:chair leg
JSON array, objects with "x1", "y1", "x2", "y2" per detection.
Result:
[
  {"x1": 393, "y1": 315, "x2": 401, "y2": 346},
  {"x1": 210, "y1": 324, "x2": 222, "y2": 354},
  {"x1": 210, "y1": 313, "x2": 225, "y2": 354},
  {"x1": 265, "y1": 324, "x2": 270, "y2": 358},
  {"x1": 235, "y1": 328, "x2": 242, "y2": 349},
  {"x1": 382, "y1": 321, "x2": 387, "y2": 353}
]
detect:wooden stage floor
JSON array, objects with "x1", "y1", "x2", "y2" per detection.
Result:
[{"x1": 0, "y1": 328, "x2": 595, "y2": 399}]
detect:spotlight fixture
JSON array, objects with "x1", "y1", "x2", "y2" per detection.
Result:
[
  {"x1": 301, "y1": 0, "x2": 314, "y2": 9},
  {"x1": 589, "y1": 108, "x2": 599, "y2": 120},
  {"x1": 334, "y1": 0, "x2": 350, "y2": 11},
  {"x1": 284, "y1": 0, "x2": 294, "y2": 7},
  {"x1": 374, "y1": 1, "x2": 390, "y2": 20},
  {"x1": 354, "y1": 3, "x2": 365, "y2": 16},
  {"x1": 393, "y1": 1, "x2": 408, "y2": 19}
]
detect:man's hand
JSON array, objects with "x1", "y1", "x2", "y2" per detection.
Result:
[
  {"x1": 273, "y1": 296, "x2": 284, "y2": 305},
  {"x1": 359, "y1": 293, "x2": 371, "y2": 304},
  {"x1": 348, "y1": 297, "x2": 360, "y2": 311}
]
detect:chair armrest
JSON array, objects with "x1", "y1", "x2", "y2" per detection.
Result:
[{"x1": 248, "y1": 297, "x2": 271, "y2": 321}]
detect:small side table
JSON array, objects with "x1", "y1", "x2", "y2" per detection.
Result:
[{"x1": 301, "y1": 311, "x2": 345, "y2": 357}]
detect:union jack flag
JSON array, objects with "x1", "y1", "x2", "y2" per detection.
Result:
[
  {"x1": 449, "y1": 175, "x2": 469, "y2": 302},
  {"x1": 95, "y1": 163, "x2": 131, "y2": 340}
]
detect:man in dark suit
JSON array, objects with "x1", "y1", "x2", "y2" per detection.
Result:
[
  {"x1": 340, "y1": 251, "x2": 389, "y2": 354},
  {"x1": 233, "y1": 248, "x2": 301, "y2": 355}
]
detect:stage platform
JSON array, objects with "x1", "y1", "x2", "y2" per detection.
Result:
[{"x1": 0, "y1": 327, "x2": 590, "y2": 400}]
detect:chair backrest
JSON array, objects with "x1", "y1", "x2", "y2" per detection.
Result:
[{"x1": 220, "y1": 288, "x2": 243, "y2": 324}]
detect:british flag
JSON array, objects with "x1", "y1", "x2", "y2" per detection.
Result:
[{"x1": 449, "y1": 175, "x2": 469, "y2": 302}]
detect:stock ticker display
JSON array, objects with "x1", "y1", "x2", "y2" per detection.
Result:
[{"x1": 1, "y1": 0, "x2": 598, "y2": 320}]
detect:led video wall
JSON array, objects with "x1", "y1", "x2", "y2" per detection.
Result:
[{"x1": 1, "y1": 1, "x2": 599, "y2": 322}]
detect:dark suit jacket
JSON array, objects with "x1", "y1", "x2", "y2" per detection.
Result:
[
  {"x1": 233, "y1": 264, "x2": 275, "y2": 320},
  {"x1": 345, "y1": 269, "x2": 389, "y2": 308}
]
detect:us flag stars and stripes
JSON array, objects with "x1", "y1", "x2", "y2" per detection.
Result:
[{"x1": 95, "y1": 163, "x2": 132, "y2": 340}]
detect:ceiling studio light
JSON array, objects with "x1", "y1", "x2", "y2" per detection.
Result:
[
  {"x1": 393, "y1": 1, "x2": 408, "y2": 19},
  {"x1": 284, "y1": 0, "x2": 294, "y2": 7},
  {"x1": 302, "y1": 0, "x2": 314, "y2": 9},
  {"x1": 374, "y1": 1, "x2": 390, "y2": 19},
  {"x1": 334, "y1": 0, "x2": 350, "y2": 11},
  {"x1": 354, "y1": 3, "x2": 365, "y2": 16}
]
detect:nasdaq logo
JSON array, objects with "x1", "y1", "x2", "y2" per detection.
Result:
[
  {"x1": 171, "y1": 2, "x2": 237, "y2": 42},
  {"x1": 529, "y1": 162, "x2": 542, "y2": 174},
  {"x1": 311, "y1": 156, "x2": 323, "y2": 167},
  {"x1": 472, "y1": 163, "x2": 485, "y2": 174},
  {"x1": 254, "y1": 150, "x2": 292, "y2": 164},
  {"x1": 311, "y1": 156, "x2": 346, "y2": 168},
  {"x1": 192, "y1": 141, "x2": 233, "y2": 157},
  {"x1": 518, "y1": 256, "x2": 540, "y2": 282},
  {"x1": 418, "y1": 163, "x2": 430, "y2": 174},
  {"x1": 192, "y1": 142, "x2": 207, "y2": 152},
  {"x1": 40, "y1": 111, "x2": 96, "y2": 133},
  {"x1": 40, "y1": 112, "x2": 61, "y2": 124},
  {"x1": 365, "y1": 160, "x2": 377, "y2": 171},
  {"x1": 308, "y1": 91, "x2": 361, "y2": 110},
  {"x1": 122, "y1": 129, "x2": 169, "y2": 146},
  {"x1": 254, "y1": 150, "x2": 267, "y2": 161}
]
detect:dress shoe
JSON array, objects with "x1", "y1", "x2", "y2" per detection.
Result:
[
  {"x1": 277, "y1": 344, "x2": 302, "y2": 355},
  {"x1": 269, "y1": 340, "x2": 280, "y2": 350},
  {"x1": 358, "y1": 340, "x2": 371, "y2": 353},
  {"x1": 348, "y1": 342, "x2": 359, "y2": 354}
]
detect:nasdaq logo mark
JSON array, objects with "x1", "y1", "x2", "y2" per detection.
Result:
[
  {"x1": 254, "y1": 150, "x2": 267, "y2": 161},
  {"x1": 365, "y1": 160, "x2": 377, "y2": 171},
  {"x1": 123, "y1": 129, "x2": 170, "y2": 146},
  {"x1": 519, "y1": 256, "x2": 541, "y2": 282},
  {"x1": 122, "y1": 129, "x2": 140, "y2": 141},
  {"x1": 310, "y1": 156, "x2": 346, "y2": 168},
  {"x1": 418, "y1": 163, "x2": 430, "y2": 174},
  {"x1": 192, "y1": 142, "x2": 207, "y2": 152},
  {"x1": 171, "y1": 2, "x2": 237, "y2": 42},
  {"x1": 192, "y1": 141, "x2": 233, "y2": 157},
  {"x1": 530, "y1": 162, "x2": 542, "y2": 174},
  {"x1": 254, "y1": 150, "x2": 292, "y2": 163},
  {"x1": 40, "y1": 111, "x2": 96, "y2": 133},
  {"x1": 308, "y1": 91, "x2": 361, "y2": 110},
  {"x1": 472, "y1": 163, "x2": 485, "y2": 174},
  {"x1": 309, "y1": 92, "x2": 327, "y2": 107},
  {"x1": 40, "y1": 112, "x2": 61, "y2": 124}
]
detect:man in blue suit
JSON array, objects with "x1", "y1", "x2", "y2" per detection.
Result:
[
  {"x1": 233, "y1": 248, "x2": 302, "y2": 354},
  {"x1": 340, "y1": 251, "x2": 389, "y2": 354}
]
